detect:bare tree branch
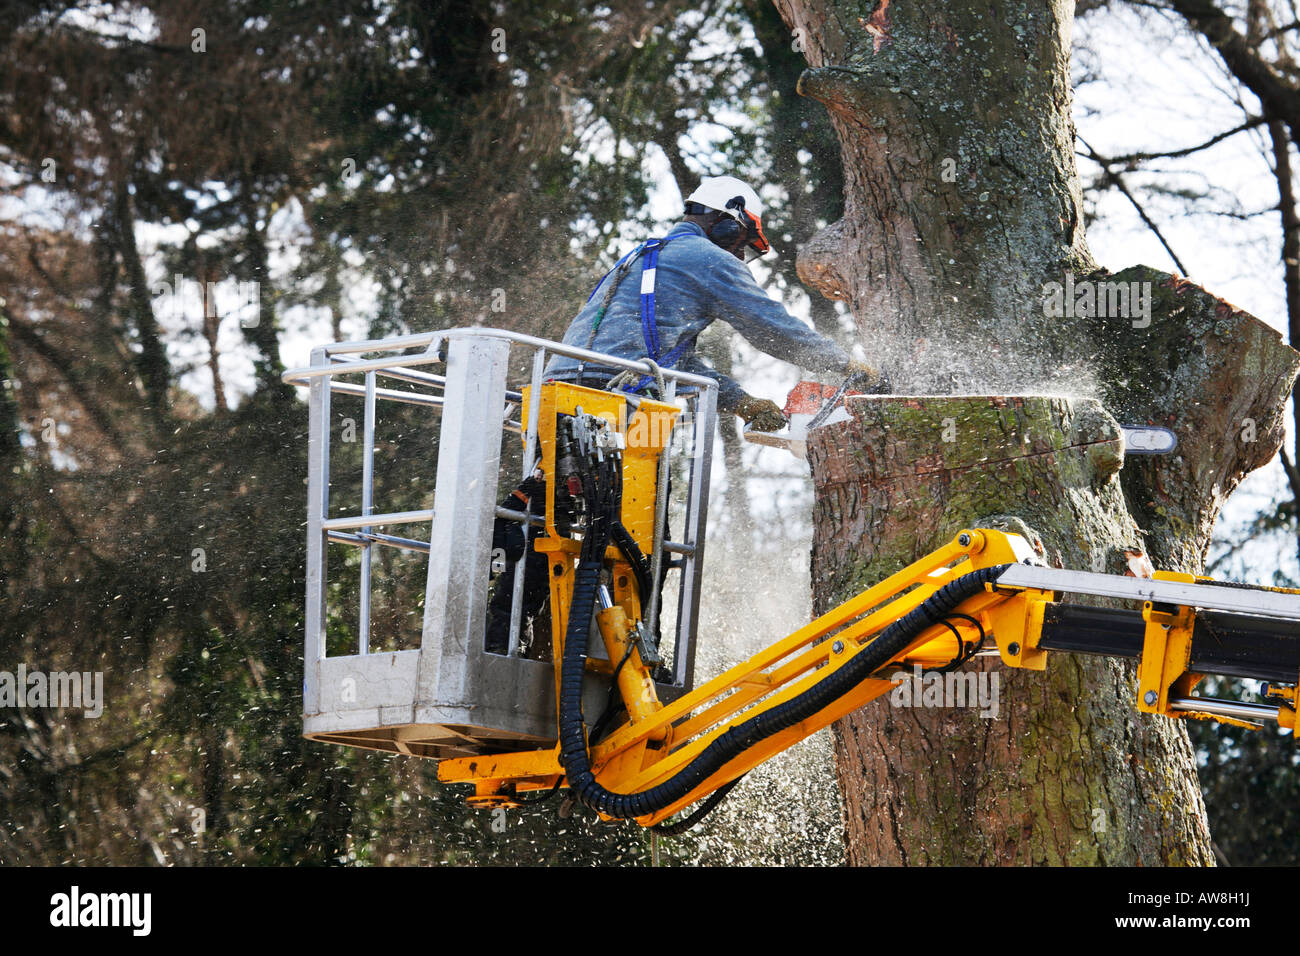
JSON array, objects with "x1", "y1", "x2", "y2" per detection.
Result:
[
  {"x1": 1079, "y1": 137, "x2": 1190, "y2": 273},
  {"x1": 1098, "y1": 116, "x2": 1265, "y2": 165},
  {"x1": 1164, "y1": 0, "x2": 1300, "y2": 143}
]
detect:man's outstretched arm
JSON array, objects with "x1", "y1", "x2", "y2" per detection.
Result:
[
  {"x1": 674, "y1": 356, "x2": 789, "y2": 432},
  {"x1": 701, "y1": 255, "x2": 854, "y2": 374}
]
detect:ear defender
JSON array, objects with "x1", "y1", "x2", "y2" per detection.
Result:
[
  {"x1": 687, "y1": 194, "x2": 764, "y2": 258},
  {"x1": 708, "y1": 194, "x2": 749, "y2": 246},
  {"x1": 709, "y1": 216, "x2": 743, "y2": 245}
]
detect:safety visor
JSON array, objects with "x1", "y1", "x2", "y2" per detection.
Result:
[{"x1": 739, "y1": 209, "x2": 770, "y2": 262}]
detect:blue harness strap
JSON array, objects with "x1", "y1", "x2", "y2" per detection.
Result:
[
  {"x1": 579, "y1": 235, "x2": 690, "y2": 395},
  {"x1": 638, "y1": 239, "x2": 665, "y2": 360},
  {"x1": 629, "y1": 236, "x2": 689, "y2": 394}
]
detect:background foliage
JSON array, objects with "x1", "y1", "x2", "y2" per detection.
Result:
[{"x1": 0, "y1": 0, "x2": 1295, "y2": 865}]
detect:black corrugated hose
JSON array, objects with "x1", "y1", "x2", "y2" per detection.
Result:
[
  {"x1": 609, "y1": 521, "x2": 652, "y2": 619},
  {"x1": 651, "y1": 774, "x2": 746, "y2": 835},
  {"x1": 556, "y1": 434, "x2": 1010, "y2": 821}
]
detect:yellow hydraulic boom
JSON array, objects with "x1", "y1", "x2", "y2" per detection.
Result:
[{"x1": 436, "y1": 383, "x2": 1300, "y2": 829}]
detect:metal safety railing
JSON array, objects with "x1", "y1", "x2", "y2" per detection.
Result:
[{"x1": 283, "y1": 326, "x2": 718, "y2": 696}]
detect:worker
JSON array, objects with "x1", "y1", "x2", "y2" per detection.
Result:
[
  {"x1": 543, "y1": 174, "x2": 881, "y2": 429},
  {"x1": 486, "y1": 176, "x2": 883, "y2": 655},
  {"x1": 484, "y1": 471, "x2": 550, "y2": 657}
]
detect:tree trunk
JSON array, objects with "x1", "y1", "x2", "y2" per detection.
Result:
[
  {"x1": 810, "y1": 395, "x2": 1216, "y2": 864},
  {"x1": 114, "y1": 177, "x2": 171, "y2": 421},
  {"x1": 779, "y1": 0, "x2": 1300, "y2": 864},
  {"x1": 775, "y1": 0, "x2": 1093, "y2": 392}
]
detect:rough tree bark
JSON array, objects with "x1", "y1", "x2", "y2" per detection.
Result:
[{"x1": 775, "y1": 0, "x2": 1299, "y2": 864}]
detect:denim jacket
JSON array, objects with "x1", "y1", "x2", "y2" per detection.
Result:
[{"x1": 544, "y1": 221, "x2": 851, "y2": 411}]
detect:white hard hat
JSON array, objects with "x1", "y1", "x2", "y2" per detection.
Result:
[
  {"x1": 686, "y1": 176, "x2": 764, "y2": 221},
  {"x1": 685, "y1": 176, "x2": 770, "y2": 259}
]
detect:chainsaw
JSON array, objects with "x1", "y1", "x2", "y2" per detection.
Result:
[{"x1": 744, "y1": 376, "x2": 1178, "y2": 460}]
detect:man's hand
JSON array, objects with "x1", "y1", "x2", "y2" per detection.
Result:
[
  {"x1": 846, "y1": 359, "x2": 891, "y2": 394},
  {"x1": 735, "y1": 395, "x2": 787, "y2": 432}
]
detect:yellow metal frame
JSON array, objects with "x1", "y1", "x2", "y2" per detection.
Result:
[
  {"x1": 1265, "y1": 684, "x2": 1299, "y2": 730},
  {"x1": 1135, "y1": 572, "x2": 1200, "y2": 718},
  {"x1": 522, "y1": 382, "x2": 678, "y2": 713}
]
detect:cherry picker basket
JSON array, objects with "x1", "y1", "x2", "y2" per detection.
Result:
[{"x1": 283, "y1": 327, "x2": 718, "y2": 760}]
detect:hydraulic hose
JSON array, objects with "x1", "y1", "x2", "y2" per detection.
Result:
[
  {"x1": 556, "y1": 456, "x2": 618, "y2": 798},
  {"x1": 652, "y1": 772, "x2": 746, "y2": 835},
  {"x1": 559, "y1": 554, "x2": 1010, "y2": 820},
  {"x1": 610, "y1": 521, "x2": 653, "y2": 617}
]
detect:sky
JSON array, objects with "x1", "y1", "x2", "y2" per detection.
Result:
[{"x1": 1072, "y1": 4, "x2": 1298, "y2": 580}]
